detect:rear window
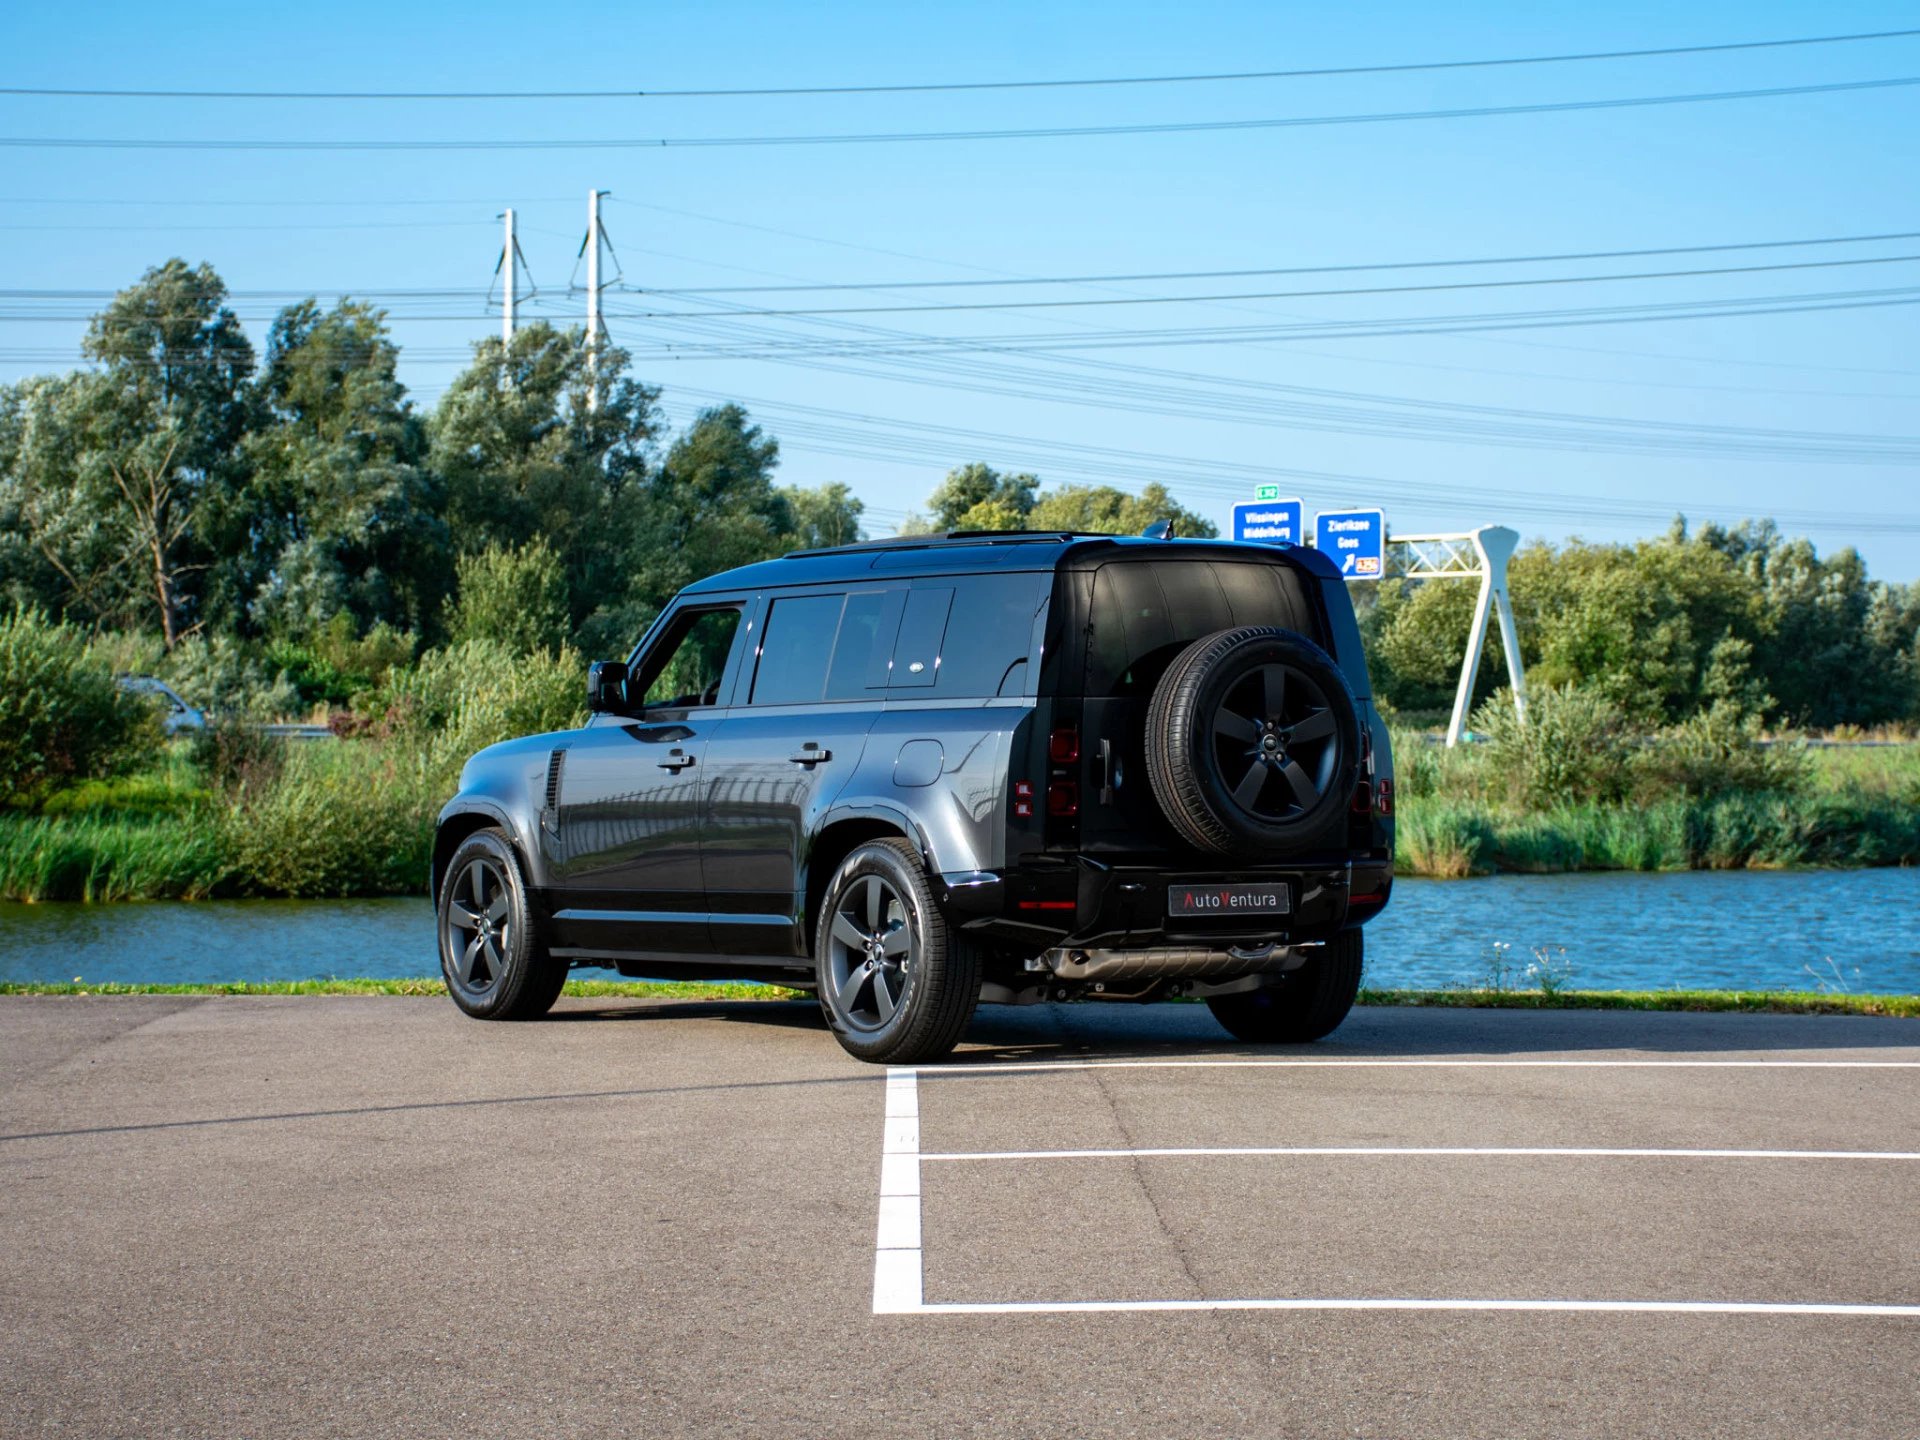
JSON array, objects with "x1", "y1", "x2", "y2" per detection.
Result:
[{"x1": 1084, "y1": 560, "x2": 1314, "y2": 697}]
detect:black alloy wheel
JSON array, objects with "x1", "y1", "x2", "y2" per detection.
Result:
[
  {"x1": 1209, "y1": 662, "x2": 1341, "y2": 820},
  {"x1": 436, "y1": 828, "x2": 567, "y2": 1021},
  {"x1": 1145, "y1": 626, "x2": 1361, "y2": 857},
  {"x1": 814, "y1": 838, "x2": 980, "y2": 1064}
]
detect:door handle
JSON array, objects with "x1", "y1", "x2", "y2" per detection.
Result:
[
  {"x1": 788, "y1": 745, "x2": 832, "y2": 767},
  {"x1": 657, "y1": 749, "x2": 696, "y2": 772}
]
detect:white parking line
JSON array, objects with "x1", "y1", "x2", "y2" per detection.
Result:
[
  {"x1": 871, "y1": 1068, "x2": 923, "y2": 1315},
  {"x1": 921, "y1": 1059, "x2": 1920, "y2": 1074},
  {"x1": 909, "y1": 1298, "x2": 1920, "y2": 1317},
  {"x1": 920, "y1": 1145, "x2": 1920, "y2": 1162},
  {"x1": 875, "y1": 1061, "x2": 1920, "y2": 1318}
]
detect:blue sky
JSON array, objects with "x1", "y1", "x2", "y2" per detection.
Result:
[{"x1": 3, "y1": 1, "x2": 1918, "y2": 575}]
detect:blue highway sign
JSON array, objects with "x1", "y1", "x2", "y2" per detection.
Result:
[
  {"x1": 1314, "y1": 508, "x2": 1385, "y2": 579},
  {"x1": 1232, "y1": 497, "x2": 1304, "y2": 547}
]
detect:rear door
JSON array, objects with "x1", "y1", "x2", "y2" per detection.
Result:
[
  {"x1": 1071, "y1": 556, "x2": 1321, "y2": 858},
  {"x1": 698, "y1": 585, "x2": 898, "y2": 956}
]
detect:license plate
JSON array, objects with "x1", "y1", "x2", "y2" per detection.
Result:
[{"x1": 1167, "y1": 883, "x2": 1290, "y2": 918}]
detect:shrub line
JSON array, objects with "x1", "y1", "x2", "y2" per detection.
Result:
[{"x1": 1, "y1": 979, "x2": 1910, "y2": 1016}]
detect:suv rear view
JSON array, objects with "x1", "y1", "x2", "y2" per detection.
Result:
[{"x1": 432, "y1": 531, "x2": 1393, "y2": 1063}]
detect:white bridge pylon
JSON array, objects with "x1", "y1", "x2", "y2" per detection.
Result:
[{"x1": 1386, "y1": 525, "x2": 1529, "y2": 748}]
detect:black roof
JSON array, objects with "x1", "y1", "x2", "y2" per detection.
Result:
[{"x1": 680, "y1": 530, "x2": 1332, "y2": 595}]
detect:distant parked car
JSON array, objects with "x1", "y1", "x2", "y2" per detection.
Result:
[{"x1": 117, "y1": 676, "x2": 206, "y2": 735}]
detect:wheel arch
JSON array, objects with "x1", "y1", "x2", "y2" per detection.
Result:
[
  {"x1": 432, "y1": 804, "x2": 529, "y2": 903},
  {"x1": 802, "y1": 813, "x2": 927, "y2": 948}
]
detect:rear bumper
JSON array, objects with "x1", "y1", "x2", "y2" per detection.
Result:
[{"x1": 941, "y1": 855, "x2": 1392, "y2": 950}]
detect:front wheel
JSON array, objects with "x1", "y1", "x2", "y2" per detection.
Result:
[
  {"x1": 437, "y1": 828, "x2": 567, "y2": 1021},
  {"x1": 815, "y1": 839, "x2": 980, "y2": 1064},
  {"x1": 1206, "y1": 929, "x2": 1363, "y2": 1043}
]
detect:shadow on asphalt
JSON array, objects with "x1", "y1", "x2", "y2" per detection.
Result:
[{"x1": 546, "y1": 995, "x2": 1920, "y2": 1059}]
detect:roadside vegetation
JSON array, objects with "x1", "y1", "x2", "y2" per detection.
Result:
[
  {"x1": 4, "y1": 978, "x2": 1910, "y2": 1018},
  {"x1": 0, "y1": 259, "x2": 1916, "y2": 900}
]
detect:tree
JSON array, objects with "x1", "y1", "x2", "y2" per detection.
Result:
[
  {"x1": 1027, "y1": 481, "x2": 1218, "y2": 538},
  {"x1": 234, "y1": 300, "x2": 444, "y2": 637},
  {"x1": 446, "y1": 540, "x2": 570, "y2": 655},
  {"x1": 1, "y1": 262, "x2": 255, "y2": 646},
  {"x1": 921, "y1": 462, "x2": 1039, "y2": 531},
  {"x1": 783, "y1": 481, "x2": 865, "y2": 550},
  {"x1": 430, "y1": 323, "x2": 661, "y2": 634}
]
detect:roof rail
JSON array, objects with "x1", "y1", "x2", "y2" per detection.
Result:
[{"x1": 781, "y1": 529, "x2": 1110, "y2": 559}]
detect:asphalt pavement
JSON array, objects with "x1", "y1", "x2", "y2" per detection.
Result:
[{"x1": 2, "y1": 995, "x2": 1916, "y2": 1438}]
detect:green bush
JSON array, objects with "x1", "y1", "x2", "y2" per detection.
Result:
[
  {"x1": 0, "y1": 607, "x2": 154, "y2": 803},
  {"x1": 185, "y1": 718, "x2": 288, "y2": 793},
  {"x1": 1631, "y1": 700, "x2": 1809, "y2": 800},
  {"x1": 222, "y1": 740, "x2": 439, "y2": 897},
  {"x1": 1474, "y1": 685, "x2": 1631, "y2": 808},
  {"x1": 446, "y1": 540, "x2": 571, "y2": 655},
  {"x1": 374, "y1": 637, "x2": 584, "y2": 777},
  {"x1": 162, "y1": 632, "x2": 301, "y2": 718}
]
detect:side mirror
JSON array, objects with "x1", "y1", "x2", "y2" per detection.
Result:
[{"x1": 586, "y1": 660, "x2": 628, "y2": 714}]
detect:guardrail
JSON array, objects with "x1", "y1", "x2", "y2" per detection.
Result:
[{"x1": 255, "y1": 723, "x2": 335, "y2": 741}]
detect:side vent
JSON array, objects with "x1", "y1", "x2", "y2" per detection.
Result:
[{"x1": 541, "y1": 747, "x2": 569, "y2": 836}]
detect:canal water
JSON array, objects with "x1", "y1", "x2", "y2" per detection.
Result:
[{"x1": 2, "y1": 868, "x2": 1916, "y2": 994}]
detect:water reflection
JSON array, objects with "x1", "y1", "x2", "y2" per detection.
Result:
[{"x1": 1, "y1": 868, "x2": 1915, "y2": 993}]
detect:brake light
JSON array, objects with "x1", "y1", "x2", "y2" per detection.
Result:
[
  {"x1": 1375, "y1": 778, "x2": 1394, "y2": 816},
  {"x1": 1013, "y1": 780, "x2": 1034, "y2": 819},
  {"x1": 1350, "y1": 780, "x2": 1373, "y2": 815},
  {"x1": 1048, "y1": 727, "x2": 1081, "y2": 764},
  {"x1": 1047, "y1": 779, "x2": 1080, "y2": 817}
]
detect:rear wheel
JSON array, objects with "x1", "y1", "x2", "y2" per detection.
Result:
[
  {"x1": 437, "y1": 828, "x2": 567, "y2": 1021},
  {"x1": 1206, "y1": 929, "x2": 1363, "y2": 1043},
  {"x1": 815, "y1": 839, "x2": 980, "y2": 1064}
]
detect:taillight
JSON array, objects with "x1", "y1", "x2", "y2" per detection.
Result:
[
  {"x1": 1048, "y1": 727, "x2": 1081, "y2": 764},
  {"x1": 1375, "y1": 778, "x2": 1394, "y2": 816},
  {"x1": 1350, "y1": 780, "x2": 1374, "y2": 815},
  {"x1": 1013, "y1": 780, "x2": 1034, "y2": 819},
  {"x1": 1047, "y1": 779, "x2": 1080, "y2": 817}
]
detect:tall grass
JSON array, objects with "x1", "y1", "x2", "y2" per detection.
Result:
[
  {"x1": 221, "y1": 741, "x2": 440, "y2": 898},
  {"x1": 1393, "y1": 789, "x2": 1920, "y2": 877},
  {"x1": 0, "y1": 812, "x2": 228, "y2": 901}
]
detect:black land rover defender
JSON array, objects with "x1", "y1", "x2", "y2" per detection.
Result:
[{"x1": 432, "y1": 530, "x2": 1393, "y2": 1063}]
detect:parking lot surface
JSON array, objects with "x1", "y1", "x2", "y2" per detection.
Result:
[{"x1": 2, "y1": 996, "x2": 1916, "y2": 1438}]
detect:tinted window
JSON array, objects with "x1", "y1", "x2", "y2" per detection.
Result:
[
  {"x1": 1085, "y1": 560, "x2": 1312, "y2": 696},
  {"x1": 752, "y1": 594, "x2": 844, "y2": 704},
  {"x1": 825, "y1": 590, "x2": 894, "y2": 699},
  {"x1": 638, "y1": 607, "x2": 742, "y2": 708},
  {"x1": 888, "y1": 587, "x2": 952, "y2": 689},
  {"x1": 934, "y1": 573, "x2": 1048, "y2": 698}
]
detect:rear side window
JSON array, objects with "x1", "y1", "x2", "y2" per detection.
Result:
[
  {"x1": 931, "y1": 573, "x2": 1048, "y2": 698},
  {"x1": 1085, "y1": 560, "x2": 1313, "y2": 696}
]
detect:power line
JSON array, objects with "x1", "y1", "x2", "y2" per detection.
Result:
[
  {"x1": 615, "y1": 253, "x2": 1920, "y2": 318},
  {"x1": 5, "y1": 27, "x2": 1915, "y2": 99},
  {"x1": 637, "y1": 230, "x2": 1920, "y2": 295},
  {"x1": 7, "y1": 75, "x2": 1917, "y2": 150},
  {"x1": 13, "y1": 241, "x2": 1920, "y2": 308},
  {"x1": 608, "y1": 285, "x2": 1920, "y2": 356}
]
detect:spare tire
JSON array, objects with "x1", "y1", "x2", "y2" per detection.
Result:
[{"x1": 1144, "y1": 626, "x2": 1361, "y2": 857}]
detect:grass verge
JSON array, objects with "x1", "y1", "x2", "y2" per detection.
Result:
[
  {"x1": 1, "y1": 980, "x2": 1909, "y2": 1017},
  {"x1": 0, "y1": 978, "x2": 803, "y2": 1000},
  {"x1": 1356, "y1": 987, "x2": 1920, "y2": 1018}
]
